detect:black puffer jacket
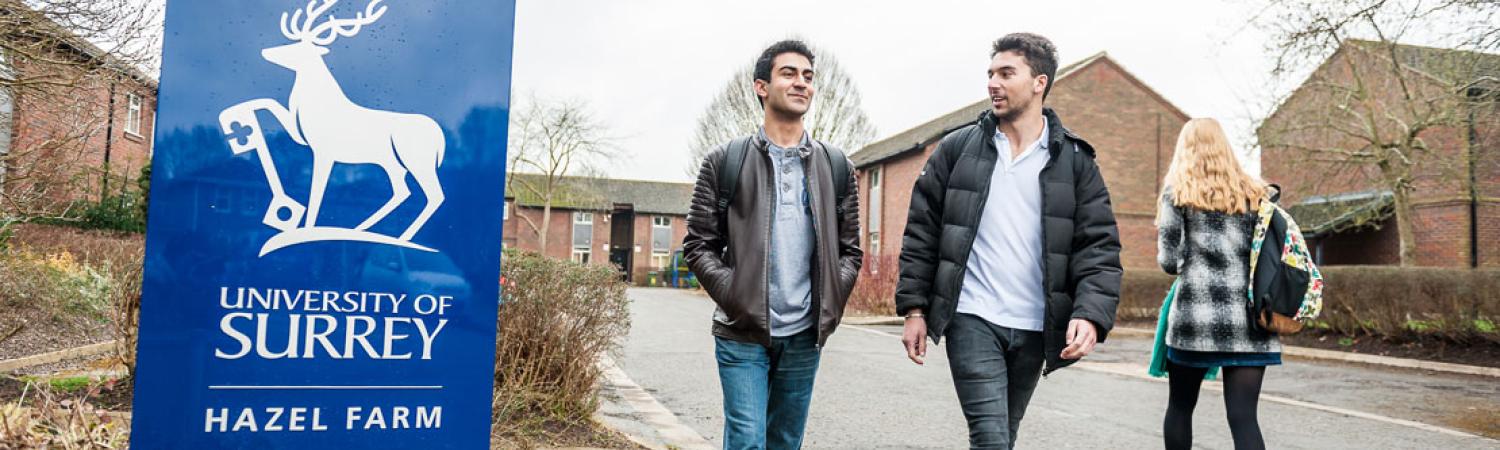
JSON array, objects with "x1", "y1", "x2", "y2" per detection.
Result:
[{"x1": 895, "y1": 108, "x2": 1122, "y2": 374}]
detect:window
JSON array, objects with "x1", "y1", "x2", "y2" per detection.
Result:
[
  {"x1": 0, "y1": 52, "x2": 11, "y2": 182},
  {"x1": 504, "y1": 201, "x2": 511, "y2": 221},
  {"x1": 572, "y1": 212, "x2": 593, "y2": 263},
  {"x1": 125, "y1": 93, "x2": 143, "y2": 136},
  {"x1": 651, "y1": 216, "x2": 672, "y2": 267},
  {"x1": 868, "y1": 165, "x2": 883, "y2": 255},
  {"x1": 651, "y1": 216, "x2": 671, "y2": 250}
]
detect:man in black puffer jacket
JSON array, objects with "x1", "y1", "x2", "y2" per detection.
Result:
[{"x1": 896, "y1": 33, "x2": 1122, "y2": 449}]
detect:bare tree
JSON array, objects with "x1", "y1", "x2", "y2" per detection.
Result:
[
  {"x1": 1255, "y1": 0, "x2": 1499, "y2": 266},
  {"x1": 0, "y1": 0, "x2": 161, "y2": 225},
  {"x1": 686, "y1": 44, "x2": 878, "y2": 175},
  {"x1": 506, "y1": 95, "x2": 616, "y2": 256}
]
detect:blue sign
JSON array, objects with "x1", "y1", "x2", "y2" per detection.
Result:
[{"x1": 130, "y1": 1, "x2": 513, "y2": 447}]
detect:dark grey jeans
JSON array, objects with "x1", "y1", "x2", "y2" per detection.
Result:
[{"x1": 945, "y1": 313, "x2": 1046, "y2": 450}]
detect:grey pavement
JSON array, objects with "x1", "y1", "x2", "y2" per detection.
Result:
[{"x1": 605, "y1": 288, "x2": 1500, "y2": 449}]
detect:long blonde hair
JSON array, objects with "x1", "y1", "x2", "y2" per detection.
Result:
[{"x1": 1159, "y1": 118, "x2": 1266, "y2": 220}]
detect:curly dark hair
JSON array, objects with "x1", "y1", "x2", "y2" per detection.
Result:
[
  {"x1": 752, "y1": 40, "x2": 815, "y2": 107},
  {"x1": 991, "y1": 33, "x2": 1058, "y2": 99}
]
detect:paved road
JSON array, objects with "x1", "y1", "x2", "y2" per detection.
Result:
[{"x1": 605, "y1": 288, "x2": 1499, "y2": 449}]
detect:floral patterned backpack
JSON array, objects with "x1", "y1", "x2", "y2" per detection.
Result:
[{"x1": 1247, "y1": 187, "x2": 1324, "y2": 334}]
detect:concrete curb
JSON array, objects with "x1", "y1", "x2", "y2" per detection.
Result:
[
  {"x1": 1109, "y1": 326, "x2": 1500, "y2": 378},
  {"x1": 843, "y1": 316, "x2": 905, "y2": 326},
  {"x1": 595, "y1": 355, "x2": 714, "y2": 450},
  {"x1": 841, "y1": 319, "x2": 1500, "y2": 378},
  {"x1": 0, "y1": 340, "x2": 119, "y2": 374}
]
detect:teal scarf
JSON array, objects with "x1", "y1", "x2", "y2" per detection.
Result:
[{"x1": 1148, "y1": 278, "x2": 1220, "y2": 380}]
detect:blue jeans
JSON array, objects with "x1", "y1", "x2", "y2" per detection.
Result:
[
  {"x1": 714, "y1": 328, "x2": 822, "y2": 450},
  {"x1": 946, "y1": 313, "x2": 1045, "y2": 450}
]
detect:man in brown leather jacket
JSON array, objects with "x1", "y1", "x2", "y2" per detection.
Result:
[{"x1": 683, "y1": 39, "x2": 861, "y2": 450}]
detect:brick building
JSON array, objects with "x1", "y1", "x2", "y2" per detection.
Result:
[
  {"x1": 504, "y1": 174, "x2": 694, "y2": 284},
  {"x1": 851, "y1": 52, "x2": 1189, "y2": 270},
  {"x1": 1259, "y1": 40, "x2": 1499, "y2": 267},
  {"x1": 1, "y1": 3, "x2": 157, "y2": 213}
]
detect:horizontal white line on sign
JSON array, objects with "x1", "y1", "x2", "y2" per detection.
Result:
[{"x1": 207, "y1": 385, "x2": 443, "y2": 390}]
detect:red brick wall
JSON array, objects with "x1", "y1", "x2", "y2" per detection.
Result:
[
  {"x1": 504, "y1": 206, "x2": 573, "y2": 260},
  {"x1": 1411, "y1": 202, "x2": 1472, "y2": 267},
  {"x1": 1474, "y1": 99, "x2": 1500, "y2": 268},
  {"x1": 859, "y1": 145, "x2": 933, "y2": 259},
  {"x1": 1480, "y1": 202, "x2": 1500, "y2": 268},
  {"x1": 501, "y1": 205, "x2": 689, "y2": 283},
  {"x1": 5, "y1": 53, "x2": 155, "y2": 210},
  {"x1": 1260, "y1": 43, "x2": 1499, "y2": 267},
  {"x1": 615, "y1": 213, "x2": 688, "y2": 285},
  {"x1": 1049, "y1": 59, "x2": 1187, "y2": 269}
]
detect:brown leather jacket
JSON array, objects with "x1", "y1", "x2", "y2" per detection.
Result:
[{"x1": 683, "y1": 133, "x2": 862, "y2": 347}]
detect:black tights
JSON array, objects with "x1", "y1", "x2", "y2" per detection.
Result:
[{"x1": 1164, "y1": 361, "x2": 1266, "y2": 450}]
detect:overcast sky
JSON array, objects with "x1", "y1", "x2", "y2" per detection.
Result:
[
  {"x1": 133, "y1": 0, "x2": 1288, "y2": 181},
  {"x1": 511, "y1": 0, "x2": 1283, "y2": 182}
]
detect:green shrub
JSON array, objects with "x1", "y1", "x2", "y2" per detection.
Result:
[
  {"x1": 492, "y1": 249, "x2": 631, "y2": 442},
  {"x1": 1118, "y1": 266, "x2": 1500, "y2": 343},
  {"x1": 34, "y1": 163, "x2": 150, "y2": 234},
  {"x1": 0, "y1": 250, "x2": 114, "y2": 320}
]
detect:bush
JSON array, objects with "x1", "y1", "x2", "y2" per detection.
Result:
[
  {"x1": 1118, "y1": 270, "x2": 1175, "y2": 321},
  {"x1": 108, "y1": 252, "x2": 144, "y2": 378},
  {"x1": 0, "y1": 250, "x2": 114, "y2": 320},
  {"x1": 0, "y1": 381, "x2": 128, "y2": 448},
  {"x1": 846, "y1": 254, "x2": 898, "y2": 316},
  {"x1": 492, "y1": 250, "x2": 631, "y2": 442},
  {"x1": 3, "y1": 223, "x2": 143, "y2": 271},
  {"x1": 1315, "y1": 267, "x2": 1499, "y2": 342},
  {"x1": 30, "y1": 163, "x2": 151, "y2": 234},
  {"x1": 1117, "y1": 267, "x2": 1499, "y2": 343}
]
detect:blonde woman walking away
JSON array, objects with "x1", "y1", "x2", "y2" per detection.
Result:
[{"x1": 1156, "y1": 118, "x2": 1277, "y2": 450}]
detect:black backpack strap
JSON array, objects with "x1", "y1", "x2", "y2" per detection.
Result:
[
  {"x1": 821, "y1": 143, "x2": 851, "y2": 214},
  {"x1": 716, "y1": 136, "x2": 753, "y2": 216}
]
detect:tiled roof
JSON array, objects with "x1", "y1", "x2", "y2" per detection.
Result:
[{"x1": 506, "y1": 173, "x2": 694, "y2": 216}]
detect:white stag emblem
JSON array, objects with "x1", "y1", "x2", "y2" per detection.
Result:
[{"x1": 218, "y1": 0, "x2": 445, "y2": 256}]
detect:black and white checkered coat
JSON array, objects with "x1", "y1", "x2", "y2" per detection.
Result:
[{"x1": 1157, "y1": 193, "x2": 1280, "y2": 353}]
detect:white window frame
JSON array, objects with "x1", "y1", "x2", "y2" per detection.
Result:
[
  {"x1": 1, "y1": 51, "x2": 13, "y2": 184},
  {"x1": 504, "y1": 201, "x2": 511, "y2": 220},
  {"x1": 572, "y1": 211, "x2": 594, "y2": 253},
  {"x1": 571, "y1": 249, "x2": 590, "y2": 264},
  {"x1": 125, "y1": 93, "x2": 143, "y2": 136},
  {"x1": 868, "y1": 165, "x2": 883, "y2": 255},
  {"x1": 651, "y1": 215, "x2": 671, "y2": 254}
]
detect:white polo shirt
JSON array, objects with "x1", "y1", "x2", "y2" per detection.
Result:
[{"x1": 957, "y1": 121, "x2": 1051, "y2": 331}]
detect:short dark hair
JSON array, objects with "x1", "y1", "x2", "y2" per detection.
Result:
[
  {"x1": 752, "y1": 40, "x2": 814, "y2": 107},
  {"x1": 754, "y1": 39, "x2": 815, "y2": 83},
  {"x1": 991, "y1": 33, "x2": 1058, "y2": 99}
]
